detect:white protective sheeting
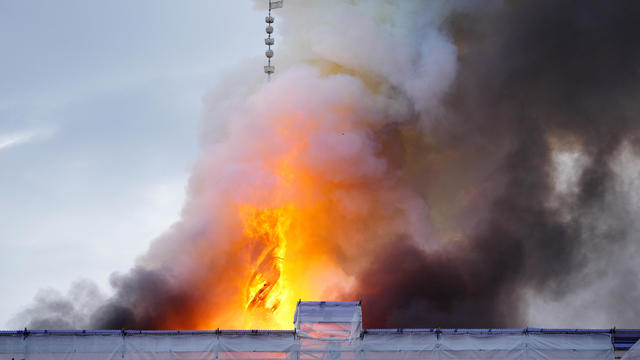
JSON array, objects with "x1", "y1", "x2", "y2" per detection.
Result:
[
  {"x1": 622, "y1": 339, "x2": 640, "y2": 360},
  {"x1": 0, "y1": 330, "x2": 615, "y2": 360},
  {"x1": 294, "y1": 301, "x2": 362, "y2": 340},
  {"x1": 0, "y1": 333, "x2": 124, "y2": 360}
]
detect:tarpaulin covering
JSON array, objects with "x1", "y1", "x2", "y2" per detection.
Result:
[
  {"x1": 0, "y1": 303, "x2": 620, "y2": 359},
  {"x1": 294, "y1": 301, "x2": 362, "y2": 340},
  {"x1": 622, "y1": 338, "x2": 640, "y2": 360},
  {"x1": 0, "y1": 330, "x2": 615, "y2": 360}
]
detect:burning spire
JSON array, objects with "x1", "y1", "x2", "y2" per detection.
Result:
[{"x1": 264, "y1": 0, "x2": 283, "y2": 81}]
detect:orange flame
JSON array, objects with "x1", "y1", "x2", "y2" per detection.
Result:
[
  {"x1": 177, "y1": 111, "x2": 370, "y2": 330},
  {"x1": 240, "y1": 205, "x2": 293, "y2": 328}
]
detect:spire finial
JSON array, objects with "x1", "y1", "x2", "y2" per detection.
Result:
[{"x1": 264, "y1": 1, "x2": 283, "y2": 81}]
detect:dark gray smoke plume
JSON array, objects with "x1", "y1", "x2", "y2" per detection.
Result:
[{"x1": 354, "y1": 0, "x2": 640, "y2": 328}]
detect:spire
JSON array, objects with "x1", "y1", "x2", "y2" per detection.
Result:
[{"x1": 264, "y1": 0, "x2": 283, "y2": 82}]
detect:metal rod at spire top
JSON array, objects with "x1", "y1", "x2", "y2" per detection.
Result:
[{"x1": 264, "y1": 0, "x2": 283, "y2": 81}]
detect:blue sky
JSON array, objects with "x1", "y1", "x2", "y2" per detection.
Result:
[{"x1": 0, "y1": 0, "x2": 264, "y2": 327}]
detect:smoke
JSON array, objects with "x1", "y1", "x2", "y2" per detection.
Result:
[
  {"x1": 12, "y1": 280, "x2": 106, "y2": 329},
  {"x1": 13, "y1": 0, "x2": 640, "y2": 330},
  {"x1": 353, "y1": 0, "x2": 640, "y2": 328}
]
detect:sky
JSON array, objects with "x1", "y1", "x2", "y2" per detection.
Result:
[{"x1": 0, "y1": 0, "x2": 265, "y2": 328}]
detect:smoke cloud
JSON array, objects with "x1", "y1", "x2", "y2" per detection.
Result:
[{"x1": 13, "y1": 0, "x2": 640, "y2": 330}]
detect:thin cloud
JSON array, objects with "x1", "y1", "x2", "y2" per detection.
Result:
[{"x1": 0, "y1": 129, "x2": 52, "y2": 151}]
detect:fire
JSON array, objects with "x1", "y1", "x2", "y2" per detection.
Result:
[
  {"x1": 221, "y1": 165, "x2": 358, "y2": 330},
  {"x1": 180, "y1": 95, "x2": 368, "y2": 330},
  {"x1": 240, "y1": 205, "x2": 293, "y2": 327}
]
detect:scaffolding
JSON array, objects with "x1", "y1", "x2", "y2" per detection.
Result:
[{"x1": 0, "y1": 301, "x2": 638, "y2": 359}]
